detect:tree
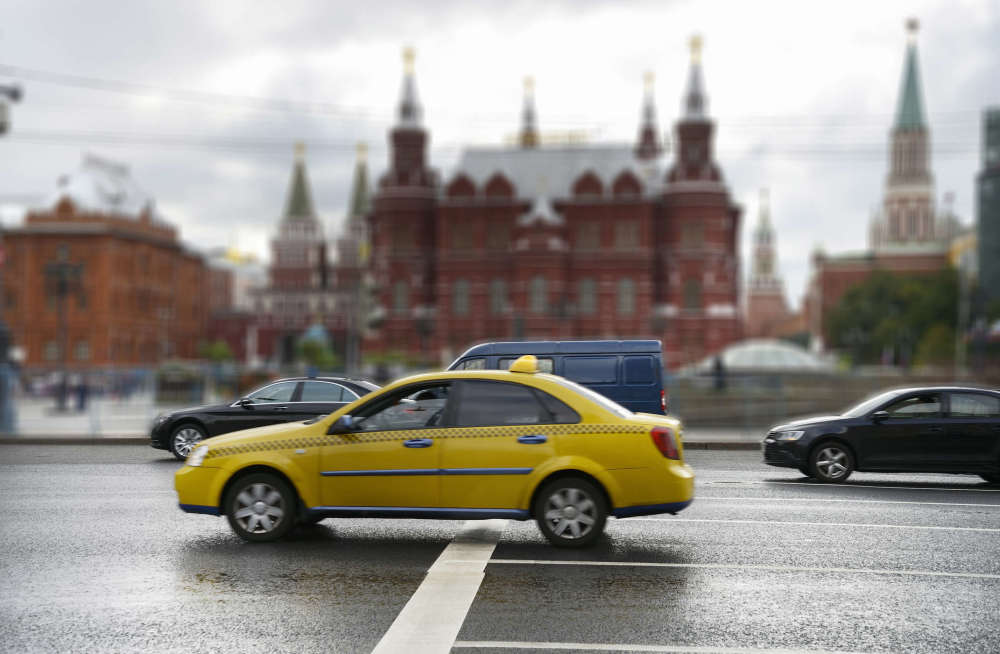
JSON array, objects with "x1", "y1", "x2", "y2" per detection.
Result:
[
  {"x1": 297, "y1": 338, "x2": 341, "y2": 371},
  {"x1": 198, "y1": 340, "x2": 233, "y2": 363},
  {"x1": 914, "y1": 323, "x2": 954, "y2": 367},
  {"x1": 825, "y1": 268, "x2": 958, "y2": 367}
]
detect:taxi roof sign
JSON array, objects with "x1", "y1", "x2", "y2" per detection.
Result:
[{"x1": 509, "y1": 354, "x2": 539, "y2": 374}]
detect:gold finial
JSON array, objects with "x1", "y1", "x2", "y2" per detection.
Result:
[
  {"x1": 403, "y1": 46, "x2": 415, "y2": 74},
  {"x1": 524, "y1": 75, "x2": 535, "y2": 95},
  {"x1": 689, "y1": 34, "x2": 703, "y2": 63},
  {"x1": 643, "y1": 71, "x2": 655, "y2": 93},
  {"x1": 906, "y1": 17, "x2": 919, "y2": 43},
  {"x1": 294, "y1": 141, "x2": 306, "y2": 159},
  {"x1": 356, "y1": 141, "x2": 367, "y2": 162}
]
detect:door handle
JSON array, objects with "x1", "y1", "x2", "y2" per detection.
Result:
[
  {"x1": 517, "y1": 434, "x2": 548, "y2": 444},
  {"x1": 404, "y1": 438, "x2": 433, "y2": 448},
  {"x1": 274, "y1": 406, "x2": 288, "y2": 411},
  {"x1": 927, "y1": 427, "x2": 944, "y2": 433}
]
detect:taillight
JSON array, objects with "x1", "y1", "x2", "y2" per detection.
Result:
[
  {"x1": 660, "y1": 390, "x2": 667, "y2": 413},
  {"x1": 651, "y1": 426, "x2": 679, "y2": 460}
]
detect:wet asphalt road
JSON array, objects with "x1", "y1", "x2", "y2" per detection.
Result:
[{"x1": 1, "y1": 444, "x2": 998, "y2": 653}]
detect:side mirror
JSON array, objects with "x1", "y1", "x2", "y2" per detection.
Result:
[
  {"x1": 327, "y1": 414, "x2": 355, "y2": 435},
  {"x1": 872, "y1": 410, "x2": 890, "y2": 423},
  {"x1": 237, "y1": 397, "x2": 254, "y2": 409}
]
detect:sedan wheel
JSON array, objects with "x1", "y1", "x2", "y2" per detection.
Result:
[
  {"x1": 809, "y1": 443, "x2": 854, "y2": 483},
  {"x1": 224, "y1": 473, "x2": 296, "y2": 542},
  {"x1": 170, "y1": 425, "x2": 206, "y2": 461},
  {"x1": 534, "y1": 477, "x2": 607, "y2": 548}
]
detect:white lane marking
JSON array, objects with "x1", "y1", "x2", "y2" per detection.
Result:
[
  {"x1": 756, "y1": 480, "x2": 1000, "y2": 493},
  {"x1": 621, "y1": 517, "x2": 1000, "y2": 533},
  {"x1": 454, "y1": 641, "x2": 870, "y2": 654},
  {"x1": 371, "y1": 519, "x2": 505, "y2": 654},
  {"x1": 697, "y1": 495, "x2": 1000, "y2": 508},
  {"x1": 484, "y1": 559, "x2": 1000, "y2": 581}
]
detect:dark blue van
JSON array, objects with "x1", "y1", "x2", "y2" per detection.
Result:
[{"x1": 448, "y1": 340, "x2": 667, "y2": 415}]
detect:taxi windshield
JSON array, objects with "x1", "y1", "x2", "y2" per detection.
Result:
[{"x1": 548, "y1": 376, "x2": 632, "y2": 419}]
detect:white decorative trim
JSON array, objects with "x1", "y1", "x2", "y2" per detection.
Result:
[{"x1": 706, "y1": 303, "x2": 737, "y2": 317}]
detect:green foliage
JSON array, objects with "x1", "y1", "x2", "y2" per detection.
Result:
[
  {"x1": 297, "y1": 338, "x2": 341, "y2": 370},
  {"x1": 914, "y1": 323, "x2": 955, "y2": 366},
  {"x1": 825, "y1": 268, "x2": 958, "y2": 367},
  {"x1": 198, "y1": 339, "x2": 234, "y2": 362}
]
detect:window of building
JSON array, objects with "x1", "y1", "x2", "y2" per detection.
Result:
[
  {"x1": 393, "y1": 281, "x2": 408, "y2": 316},
  {"x1": 44, "y1": 342, "x2": 60, "y2": 362},
  {"x1": 489, "y1": 279, "x2": 507, "y2": 315},
  {"x1": 681, "y1": 222, "x2": 703, "y2": 246},
  {"x1": 529, "y1": 276, "x2": 547, "y2": 314},
  {"x1": 451, "y1": 221, "x2": 474, "y2": 251},
  {"x1": 617, "y1": 278, "x2": 635, "y2": 315},
  {"x1": 578, "y1": 278, "x2": 596, "y2": 315},
  {"x1": 453, "y1": 278, "x2": 470, "y2": 316},
  {"x1": 614, "y1": 221, "x2": 639, "y2": 250},
  {"x1": 683, "y1": 279, "x2": 702, "y2": 310},
  {"x1": 75, "y1": 341, "x2": 90, "y2": 361},
  {"x1": 576, "y1": 222, "x2": 599, "y2": 250},
  {"x1": 486, "y1": 222, "x2": 510, "y2": 251}
]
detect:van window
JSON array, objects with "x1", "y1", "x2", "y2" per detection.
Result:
[
  {"x1": 563, "y1": 356, "x2": 617, "y2": 384},
  {"x1": 454, "y1": 358, "x2": 486, "y2": 370},
  {"x1": 499, "y1": 356, "x2": 554, "y2": 373},
  {"x1": 624, "y1": 356, "x2": 656, "y2": 384}
]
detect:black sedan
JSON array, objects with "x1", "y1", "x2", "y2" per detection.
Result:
[
  {"x1": 763, "y1": 386, "x2": 1000, "y2": 484},
  {"x1": 151, "y1": 377, "x2": 379, "y2": 460}
]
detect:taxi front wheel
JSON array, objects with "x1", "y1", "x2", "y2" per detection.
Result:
[
  {"x1": 534, "y1": 477, "x2": 607, "y2": 548},
  {"x1": 224, "y1": 473, "x2": 296, "y2": 542}
]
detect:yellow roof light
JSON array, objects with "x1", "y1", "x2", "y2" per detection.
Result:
[{"x1": 509, "y1": 354, "x2": 539, "y2": 374}]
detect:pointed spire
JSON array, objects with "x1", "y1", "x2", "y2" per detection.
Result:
[
  {"x1": 635, "y1": 71, "x2": 662, "y2": 159},
  {"x1": 757, "y1": 188, "x2": 771, "y2": 229},
  {"x1": 683, "y1": 34, "x2": 708, "y2": 119},
  {"x1": 348, "y1": 142, "x2": 371, "y2": 218},
  {"x1": 397, "y1": 45, "x2": 422, "y2": 127},
  {"x1": 894, "y1": 18, "x2": 926, "y2": 131},
  {"x1": 519, "y1": 76, "x2": 539, "y2": 148},
  {"x1": 283, "y1": 141, "x2": 316, "y2": 221}
]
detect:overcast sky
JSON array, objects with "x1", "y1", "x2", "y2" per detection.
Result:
[{"x1": 2, "y1": 0, "x2": 998, "y2": 309}]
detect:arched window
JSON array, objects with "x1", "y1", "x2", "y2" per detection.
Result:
[
  {"x1": 612, "y1": 171, "x2": 642, "y2": 197},
  {"x1": 617, "y1": 278, "x2": 635, "y2": 316},
  {"x1": 683, "y1": 279, "x2": 702, "y2": 310},
  {"x1": 578, "y1": 278, "x2": 596, "y2": 315},
  {"x1": 453, "y1": 279, "x2": 470, "y2": 316},
  {"x1": 489, "y1": 279, "x2": 507, "y2": 315},
  {"x1": 529, "y1": 276, "x2": 547, "y2": 315},
  {"x1": 393, "y1": 281, "x2": 408, "y2": 316}
]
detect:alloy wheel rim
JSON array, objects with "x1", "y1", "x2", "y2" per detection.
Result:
[
  {"x1": 816, "y1": 447, "x2": 849, "y2": 479},
  {"x1": 544, "y1": 487, "x2": 597, "y2": 540},
  {"x1": 173, "y1": 428, "x2": 203, "y2": 457},
  {"x1": 233, "y1": 483, "x2": 285, "y2": 533}
]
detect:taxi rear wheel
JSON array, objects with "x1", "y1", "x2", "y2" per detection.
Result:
[
  {"x1": 534, "y1": 477, "x2": 607, "y2": 548},
  {"x1": 224, "y1": 473, "x2": 296, "y2": 542}
]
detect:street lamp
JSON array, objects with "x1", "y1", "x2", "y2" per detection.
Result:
[{"x1": 0, "y1": 82, "x2": 22, "y2": 432}]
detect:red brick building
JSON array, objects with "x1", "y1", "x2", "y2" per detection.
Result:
[
  {"x1": 2, "y1": 155, "x2": 207, "y2": 368},
  {"x1": 367, "y1": 41, "x2": 743, "y2": 368}
]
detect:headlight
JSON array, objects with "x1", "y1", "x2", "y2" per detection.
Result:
[
  {"x1": 775, "y1": 430, "x2": 805, "y2": 441},
  {"x1": 187, "y1": 445, "x2": 209, "y2": 467},
  {"x1": 154, "y1": 413, "x2": 171, "y2": 425}
]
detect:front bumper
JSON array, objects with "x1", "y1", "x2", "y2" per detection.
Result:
[
  {"x1": 150, "y1": 419, "x2": 172, "y2": 450},
  {"x1": 762, "y1": 437, "x2": 806, "y2": 468},
  {"x1": 175, "y1": 464, "x2": 226, "y2": 514}
]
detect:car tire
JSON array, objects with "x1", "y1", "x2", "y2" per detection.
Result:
[
  {"x1": 980, "y1": 473, "x2": 1000, "y2": 485},
  {"x1": 534, "y1": 477, "x2": 607, "y2": 548},
  {"x1": 224, "y1": 473, "x2": 297, "y2": 543},
  {"x1": 170, "y1": 424, "x2": 206, "y2": 461},
  {"x1": 809, "y1": 442, "x2": 854, "y2": 483}
]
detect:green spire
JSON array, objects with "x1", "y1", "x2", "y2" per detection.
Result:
[
  {"x1": 894, "y1": 19, "x2": 926, "y2": 131},
  {"x1": 348, "y1": 142, "x2": 371, "y2": 217},
  {"x1": 283, "y1": 142, "x2": 316, "y2": 220}
]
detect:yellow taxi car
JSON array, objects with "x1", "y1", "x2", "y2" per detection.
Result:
[{"x1": 175, "y1": 355, "x2": 694, "y2": 547}]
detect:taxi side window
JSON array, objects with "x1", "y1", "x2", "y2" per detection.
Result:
[
  {"x1": 352, "y1": 383, "x2": 451, "y2": 432},
  {"x1": 454, "y1": 381, "x2": 549, "y2": 427},
  {"x1": 884, "y1": 394, "x2": 942, "y2": 419}
]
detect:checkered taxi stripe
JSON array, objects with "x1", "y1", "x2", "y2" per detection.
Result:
[{"x1": 203, "y1": 423, "x2": 653, "y2": 460}]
